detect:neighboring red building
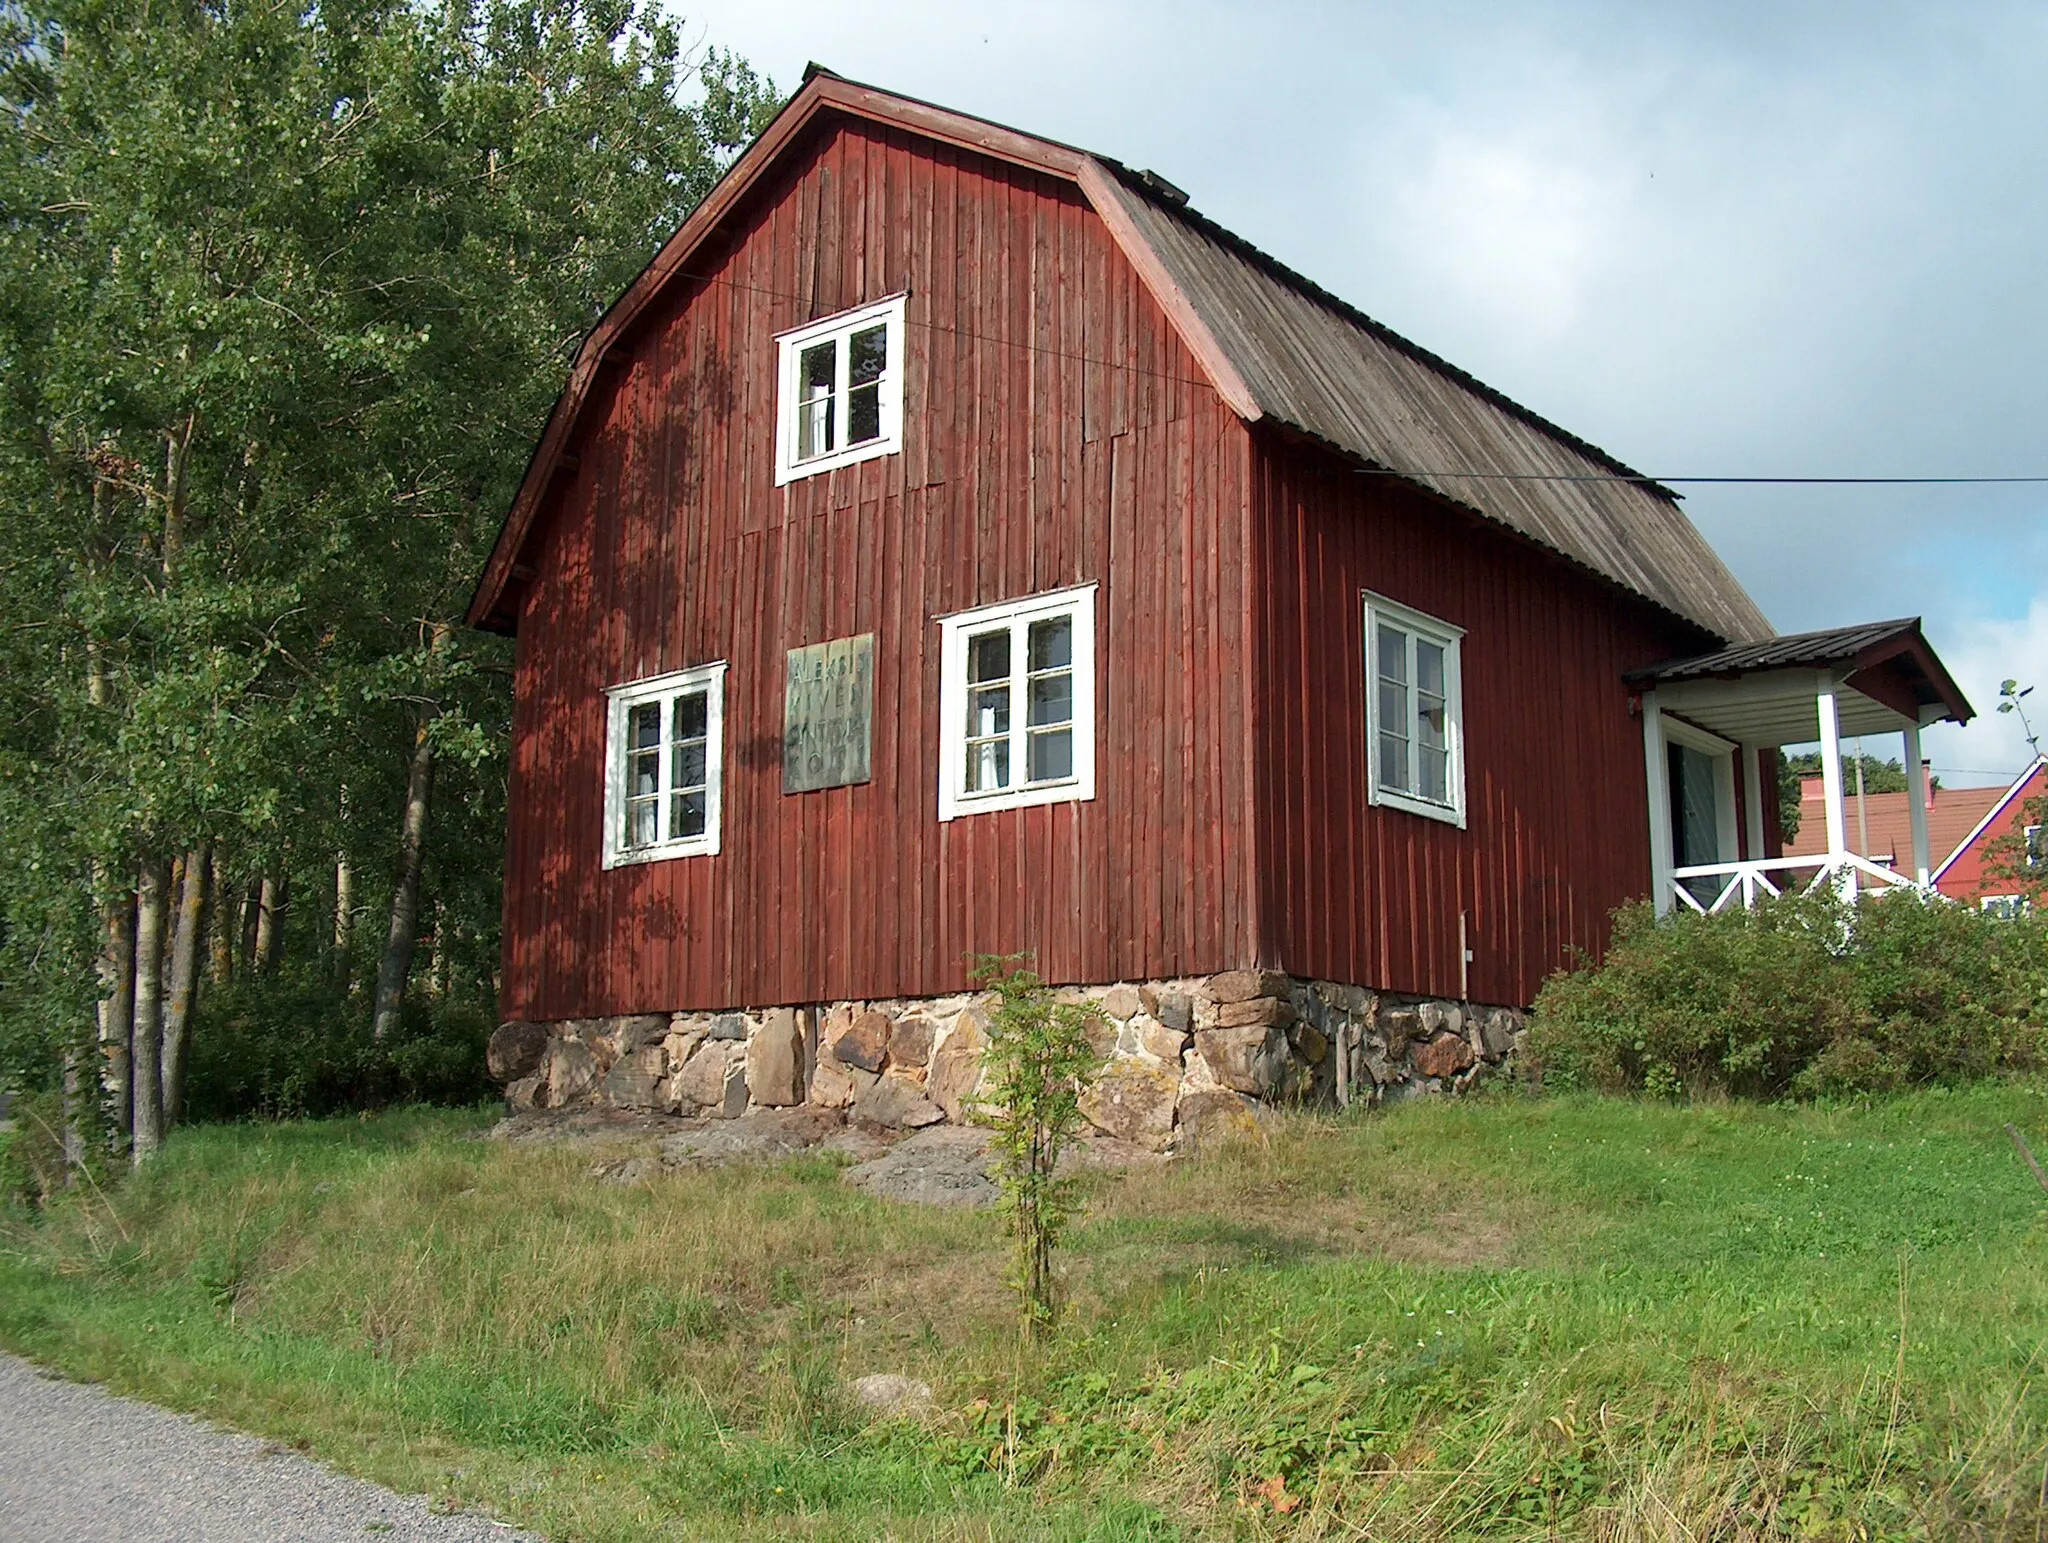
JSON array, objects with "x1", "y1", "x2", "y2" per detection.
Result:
[
  {"x1": 1782, "y1": 760, "x2": 2045, "y2": 910},
  {"x1": 466, "y1": 71, "x2": 1972, "y2": 1130},
  {"x1": 1931, "y1": 761, "x2": 2048, "y2": 912}
]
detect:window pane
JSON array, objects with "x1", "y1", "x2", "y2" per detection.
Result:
[
  {"x1": 1027, "y1": 727, "x2": 1073, "y2": 782},
  {"x1": 847, "y1": 382, "x2": 880, "y2": 445},
  {"x1": 1377, "y1": 625, "x2": 1408, "y2": 686},
  {"x1": 1378, "y1": 731, "x2": 1410, "y2": 794},
  {"x1": 1419, "y1": 745, "x2": 1448, "y2": 804},
  {"x1": 967, "y1": 629, "x2": 1010, "y2": 684},
  {"x1": 673, "y1": 740, "x2": 707, "y2": 792},
  {"x1": 1416, "y1": 639, "x2": 1444, "y2": 698},
  {"x1": 670, "y1": 790, "x2": 707, "y2": 840},
  {"x1": 674, "y1": 690, "x2": 708, "y2": 741},
  {"x1": 848, "y1": 324, "x2": 887, "y2": 386},
  {"x1": 968, "y1": 683, "x2": 1010, "y2": 739},
  {"x1": 797, "y1": 340, "x2": 835, "y2": 459},
  {"x1": 1377, "y1": 678, "x2": 1407, "y2": 737},
  {"x1": 629, "y1": 702, "x2": 661, "y2": 751},
  {"x1": 1027, "y1": 670, "x2": 1072, "y2": 728},
  {"x1": 627, "y1": 798, "x2": 659, "y2": 848},
  {"x1": 967, "y1": 738, "x2": 1010, "y2": 792},
  {"x1": 1027, "y1": 616, "x2": 1072, "y2": 672},
  {"x1": 631, "y1": 748, "x2": 660, "y2": 800}
]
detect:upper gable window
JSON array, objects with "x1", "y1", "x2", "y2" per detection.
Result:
[
  {"x1": 1364, "y1": 592, "x2": 1466, "y2": 828},
  {"x1": 602, "y1": 662, "x2": 726, "y2": 868},
  {"x1": 773, "y1": 295, "x2": 907, "y2": 485}
]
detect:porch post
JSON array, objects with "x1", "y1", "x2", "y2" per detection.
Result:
[
  {"x1": 1742, "y1": 742, "x2": 1768, "y2": 861},
  {"x1": 1903, "y1": 719, "x2": 1931, "y2": 884},
  {"x1": 1643, "y1": 690, "x2": 1675, "y2": 916},
  {"x1": 1816, "y1": 681, "x2": 1851, "y2": 896}
]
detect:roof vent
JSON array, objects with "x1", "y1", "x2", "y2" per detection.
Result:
[{"x1": 1134, "y1": 168, "x2": 1190, "y2": 207}]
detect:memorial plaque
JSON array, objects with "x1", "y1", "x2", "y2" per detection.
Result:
[{"x1": 783, "y1": 633, "x2": 875, "y2": 793}]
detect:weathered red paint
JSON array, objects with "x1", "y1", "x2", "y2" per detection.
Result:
[
  {"x1": 503, "y1": 118, "x2": 1258, "y2": 1020},
  {"x1": 1247, "y1": 436, "x2": 1713, "y2": 1008},
  {"x1": 497, "y1": 115, "x2": 1718, "y2": 1022}
]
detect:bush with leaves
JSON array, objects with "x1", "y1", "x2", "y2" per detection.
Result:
[
  {"x1": 970, "y1": 955, "x2": 1102, "y2": 1340},
  {"x1": 1530, "y1": 890, "x2": 2048, "y2": 1100},
  {"x1": 181, "y1": 980, "x2": 495, "y2": 1122}
]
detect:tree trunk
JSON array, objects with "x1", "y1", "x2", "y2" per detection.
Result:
[
  {"x1": 207, "y1": 850, "x2": 233, "y2": 985},
  {"x1": 253, "y1": 873, "x2": 285, "y2": 973},
  {"x1": 61, "y1": 1045, "x2": 85, "y2": 1184},
  {"x1": 131, "y1": 858, "x2": 170, "y2": 1164},
  {"x1": 334, "y1": 852, "x2": 355, "y2": 987},
  {"x1": 98, "y1": 887, "x2": 136, "y2": 1145},
  {"x1": 239, "y1": 876, "x2": 261, "y2": 975},
  {"x1": 161, "y1": 843, "x2": 208, "y2": 1131},
  {"x1": 372, "y1": 708, "x2": 438, "y2": 1040}
]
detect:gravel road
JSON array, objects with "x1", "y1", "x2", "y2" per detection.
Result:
[{"x1": 0, "y1": 1353, "x2": 544, "y2": 1542}]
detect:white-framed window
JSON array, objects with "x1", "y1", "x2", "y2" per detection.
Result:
[
  {"x1": 937, "y1": 584, "x2": 1097, "y2": 821},
  {"x1": 602, "y1": 662, "x2": 726, "y2": 868},
  {"x1": 773, "y1": 295, "x2": 906, "y2": 485},
  {"x1": 1364, "y1": 592, "x2": 1466, "y2": 827},
  {"x1": 2026, "y1": 825, "x2": 2044, "y2": 866},
  {"x1": 1983, "y1": 894, "x2": 2030, "y2": 920}
]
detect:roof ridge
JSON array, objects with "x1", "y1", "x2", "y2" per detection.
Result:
[{"x1": 1097, "y1": 162, "x2": 1681, "y2": 504}]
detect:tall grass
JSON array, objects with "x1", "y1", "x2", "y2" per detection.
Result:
[{"x1": 4, "y1": 1085, "x2": 2046, "y2": 1539}]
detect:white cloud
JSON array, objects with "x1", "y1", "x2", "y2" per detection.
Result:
[{"x1": 1922, "y1": 595, "x2": 2048, "y2": 787}]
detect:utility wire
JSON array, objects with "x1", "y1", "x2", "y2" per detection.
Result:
[{"x1": 1356, "y1": 470, "x2": 2048, "y2": 487}]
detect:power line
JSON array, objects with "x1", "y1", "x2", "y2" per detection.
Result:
[{"x1": 1356, "y1": 469, "x2": 2048, "y2": 487}]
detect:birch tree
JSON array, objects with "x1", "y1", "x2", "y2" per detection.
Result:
[{"x1": 0, "y1": 0, "x2": 777, "y2": 1156}]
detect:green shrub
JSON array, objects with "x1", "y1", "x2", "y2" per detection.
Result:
[
  {"x1": 183, "y1": 981, "x2": 495, "y2": 1122},
  {"x1": 1530, "y1": 890, "x2": 2048, "y2": 1100}
]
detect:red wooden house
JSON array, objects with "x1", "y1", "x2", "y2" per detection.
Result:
[{"x1": 468, "y1": 70, "x2": 1974, "y2": 1138}]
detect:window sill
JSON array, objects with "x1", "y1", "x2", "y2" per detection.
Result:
[
  {"x1": 940, "y1": 779, "x2": 1092, "y2": 823},
  {"x1": 602, "y1": 837, "x2": 721, "y2": 870},
  {"x1": 1369, "y1": 787, "x2": 1467, "y2": 829},
  {"x1": 775, "y1": 436, "x2": 900, "y2": 487}
]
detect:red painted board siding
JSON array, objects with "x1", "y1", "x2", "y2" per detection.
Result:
[
  {"x1": 500, "y1": 119, "x2": 1260, "y2": 1018},
  {"x1": 1936, "y1": 763, "x2": 2046, "y2": 902},
  {"x1": 1247, "y1": 432, "x2": 1714, "y2": 1007}
]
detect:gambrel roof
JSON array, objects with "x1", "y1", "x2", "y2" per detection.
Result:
[{"x1": 469, "y1": 68, "x2": 1774, "y2": 645}]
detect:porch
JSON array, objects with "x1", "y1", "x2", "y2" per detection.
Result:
[{"x1": 1625, "y1": 620, "x2": 1975, "y2": 916}]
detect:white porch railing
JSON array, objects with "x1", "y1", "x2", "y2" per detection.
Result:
[{"x1": 1668, "y1": 853, "x2": 1926, "y2": 914}]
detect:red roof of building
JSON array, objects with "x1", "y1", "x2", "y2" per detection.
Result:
[
  {"x1": 1783, "y1": 772, "x2": 2002, "y2": 869},
  {"x1": 1783, "y1": 763, "x2": 2046, "y2": 897}
]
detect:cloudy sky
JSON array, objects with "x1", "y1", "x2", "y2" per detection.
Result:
[{"x1": 685, "y1": 0, "x2": 2048, "y2": 786}]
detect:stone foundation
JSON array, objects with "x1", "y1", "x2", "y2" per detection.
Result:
[{"x1": 486, "y1": 974, "x2": 1527, "y2": 1155}]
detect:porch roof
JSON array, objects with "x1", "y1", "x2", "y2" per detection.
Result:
[{"x1": 1623, "y1": 618, "x2": 1975, "y2": 748}]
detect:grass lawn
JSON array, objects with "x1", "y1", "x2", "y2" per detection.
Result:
[{"x1": 3, "y1": 1084, "x2": 2047, "y2": 1540}]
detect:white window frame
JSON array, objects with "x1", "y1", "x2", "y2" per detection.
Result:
[
  {"x1": 602, "y1": 662, "x2": 726, "y2": 868},
  {"x1": 773, "y1": 294, "x2": 907, "y2": 486},
  {"x1": 1363, "y1": 592, "x2": 1467, "y2": 828},
  {"x1": 937, "y1": 584, "x2": 1097, "y2": 822},
  {"x1": 1982, "y1": 894, "x2": 2030, "y2": 920}
]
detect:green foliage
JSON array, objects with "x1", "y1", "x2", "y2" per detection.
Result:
[
  {"x1": 1531, "y1": 891, "x2": 2048, "y2": 1099},
  {"x1": 181, "y1": 981, "x2": 494, "y2": 1122},
  {"x1": 0, "y1": 0, "x2": 779, "y2": 1103},
  {"x1": 970, "y1": 955, "x2": 1102, "y2": 1340}
]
